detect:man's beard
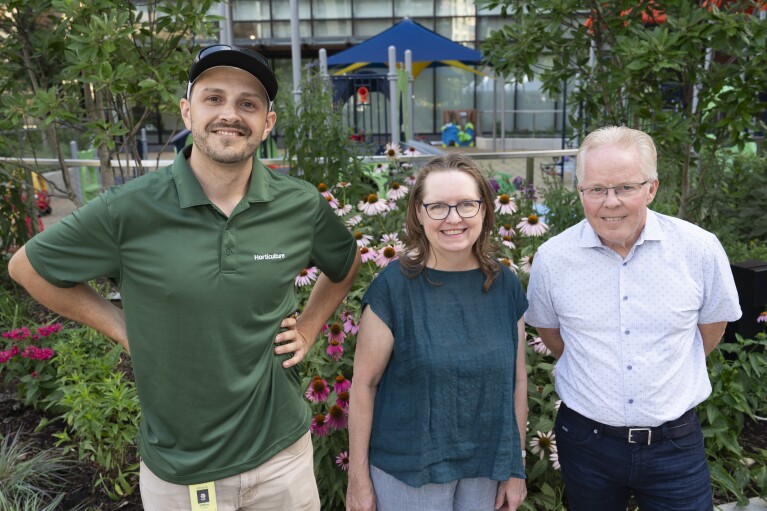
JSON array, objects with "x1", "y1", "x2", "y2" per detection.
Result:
[{"x1": 191, "y1": 122, "x2": 261, "y2": 164}]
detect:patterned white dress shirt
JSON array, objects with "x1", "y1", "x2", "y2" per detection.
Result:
[{"x1": 526, "y1": 210, "x2": 742, "y2": 427}]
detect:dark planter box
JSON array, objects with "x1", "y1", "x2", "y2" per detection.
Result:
[{"x1": 725, "y1": 260, "x2": 767, "y2": 342}]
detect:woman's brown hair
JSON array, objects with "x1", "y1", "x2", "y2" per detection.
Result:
[{"x1": 400, "y1": 153, "x2": 500, "y2": 292}]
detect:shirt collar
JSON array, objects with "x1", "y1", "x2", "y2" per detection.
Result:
[
  {"x1": 172, "y1": 145, "x2": 275, "y2": 209},
  {"x1": 578, "y1": 209, "x2": 665, "y2": 249}
]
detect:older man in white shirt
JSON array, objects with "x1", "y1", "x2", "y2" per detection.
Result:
[{"x1": 526, "y1": 126, "x2": 741, "y2": 511}]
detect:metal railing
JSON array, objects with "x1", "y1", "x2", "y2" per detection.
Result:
[{"x1": 0, "y1": 148, "x2": 579, "y2": 192}]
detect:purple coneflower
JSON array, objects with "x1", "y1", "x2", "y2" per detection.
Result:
[
  {"x1": 322, "y1": 191, "x2": 339, "y2": 209},
  {"x1": 340, "y1": 310, "x2": 359, "y2": 334},
  {"x1": 310, "y1": 413, "x2": 330, "y2": 437},
  {"x1": 405, "y1": 173, "x2": 417, "y2": 186},
  {"x1": 335, "y1": 451, "x2": 350, "y2": 471},
  {"x1": 326, "y1": 323, "x2": 346, "y2": 343},
  {"x1": 494, "y1": 194, "x2": 518, "y2": 215},
  {"x1": 380, "y1": 232, "x2": 399, "y2": 244},
  {"x1": 336, "y1": 390, "x2": 350, "y2": 409},
  {"x1": 327, "y1": 404, "x2": 348, "y2": 429},
  {"x1": 305, "y1": 377, "x2": 330, "y2": 402},
  {"x1": 758, "y1": 311, "x2": 767, "y2": 323},
  {"x1": 334, "y1": 375, "x2": 351, "y2": 394},
  {"x1": 519, "y1": 254, "x2": 535, "y2": 273},
  {"x1": 295, "y1": 267, "x2": 318, "y2": 287},
  {"x1": 500, "y1": 235, "x2": 516, "y2": 250},
  {"x1": 327, "y1": 339, "x2": 344, "y2": 361},
  {"x1": 517, "y1": 214, "x2": 549, "y2": 236}
]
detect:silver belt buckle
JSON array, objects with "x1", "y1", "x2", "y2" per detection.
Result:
[{"x1": 628, "y1": 427, "x2": 652, "y2": 445}]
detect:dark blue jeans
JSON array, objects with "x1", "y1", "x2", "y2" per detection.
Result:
[{"x1": 555, "y1": 404, "x2": 713, "y2": 511}]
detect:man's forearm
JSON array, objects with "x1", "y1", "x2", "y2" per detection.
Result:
[
  {"x1": 8, "y1": 246, "x2": 129, "y2": 351},
  {"x1": 296, "y1": 250, "x2": 361, "y2": 344},
  {"x1": 699, "y1": 321, "x2": 727, "y2": 356}
]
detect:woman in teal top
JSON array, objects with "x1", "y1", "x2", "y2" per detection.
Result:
[{"x1": 347, "y1": 153, "x2": 528, "y2": 511}]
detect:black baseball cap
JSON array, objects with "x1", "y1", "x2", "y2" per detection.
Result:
[{"x1": 187, "y1": 44, "x2": 278, "y2": 102}]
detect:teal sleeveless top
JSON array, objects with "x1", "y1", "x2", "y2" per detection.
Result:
[{"x1": 362, "y1": 260, "x2": 527, "y2": 487}]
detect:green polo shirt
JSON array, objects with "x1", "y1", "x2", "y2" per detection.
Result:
[{"x1": 25, "y1": 147, "x2": 356, "y2": 484}]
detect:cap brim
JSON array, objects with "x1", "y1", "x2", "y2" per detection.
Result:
[{"x1": 189, "y1": 52, "x2": 278, "y2": 101}]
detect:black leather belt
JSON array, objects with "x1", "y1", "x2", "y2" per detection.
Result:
[{"x1": 559, "y1": 403, "x2": 699, "y2": 445}]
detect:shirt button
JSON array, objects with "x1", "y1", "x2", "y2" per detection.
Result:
[
  {"x1": 627, "y1": 365, "x2": 632, "y2": 370},
  {"x1": 225, "y1": 225, "x2": 230, "y2": 230},
  {"x1": 629, "y1": 399, "x2": 634, "y2": 404},
  {"x1": 623, "y1": 296, "x2": 628, "y2": 301},
  {"x1": 226, "y1": 248, "x2": 232, "y2": 255},
  {"x1": 624, "y1": 330, "x2": 630, "y2": 335},
  {"x1": 623, "y1": 262, "x2": 627, "y2": 266}
]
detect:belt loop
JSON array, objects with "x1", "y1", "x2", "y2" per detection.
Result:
[{"x1": 661, "y1": 423, "x2": 670, "y2": 441}]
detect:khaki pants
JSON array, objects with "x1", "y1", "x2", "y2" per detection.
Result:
[{"x1": 140, "y1": 431, "x2": 320, "y2": 511}]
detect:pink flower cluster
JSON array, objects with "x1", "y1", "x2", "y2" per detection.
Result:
[
  {"x1": 0, "y1": 323, "x2": 61, "y2": 365},
  {"x1": 307, "y1": 374, "x2": 352, "y2": 436}
]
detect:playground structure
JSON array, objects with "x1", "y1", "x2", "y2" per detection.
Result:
[{"x1": 323, "y1": 18, "x2": 486, "y2": 153}]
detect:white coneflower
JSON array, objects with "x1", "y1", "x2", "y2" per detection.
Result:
[
  {"x1": 384, "y1": 142, "x2": 401, "y2": 159},
  {"x1": 386, "y1": 181, "x2": 409, "y2": 200},
  {"x1": 498, "y1": 257, "x2": 519, "y2": 273},
  {"x1": 358, "y1": 194, "x2": 389, "y2": 216},
  {"x1": 529, "y1": 431, "x2": 556, "y2": 460},
  {"x1": 494, "y1": 194, "x2": 518, "y2": 215},
  {"x1": 517, "y1": 214, "x2": 549, "y2": 236}
]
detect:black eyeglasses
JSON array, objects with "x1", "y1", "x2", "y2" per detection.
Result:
[{"x1": 422, "y1": 200, "x2": 483, "y2": 220}]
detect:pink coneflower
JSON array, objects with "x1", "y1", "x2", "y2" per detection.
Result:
[
  {"x1": 305, "y1": 376, "x2": 331, "y2": 402},
  {"x1": 322, "y1": 191, "x2": 339, "y2": 209},
  {"x1": 336, "y1": 390, "x2": 350, "y2": 409},
  {"x1": 334, "y1": 202, "x2": 352, "y2": 216},
  {"x1": 517, "y1": 214, "x2": 549, "y2": 236},
  {"x1": 758, "y1": 311, "x2": 767, "y2": 323},
  {"x1": 499, "y1": 223, "x2": 515, "y2": 238},
  {"x1": 360, "y1": 246, "x2": 377, "y2": 263},
  {"x1": 295, "y1": 267, "x2": 319, "y2": 287},
  {"x1": 326, "y1": 323, "x2": 346, "y2": 343},
  {"x1": 327, "y1": 339, "x2": 344, "y2": 361},
  {"x1": 403, "y1": 146, "x2": 421, "y2": 157},
  {"x1": 346, "y1": 214, "x2": 363, "y2": 227},
  {"x1": 310, "y1": 413, "x2": 330, "y2": 436},
  {"x1": 374, "y1": 244, "x2": 401, "y2": 268},
  {"x1": 335, "y1": 450, "x2": 350, "y2": 471},
  {"x1": 494, "y1": 194, "x2": 518, "y2": 215},
  {"x1": 500, "y1": 235, "x2": 516, "y2": 250},
  {"x1": 384, "y1": 142, "x2": 401, "y2": 158},
  {"x1": 340, "y1": 310, "x2": 359, "y2": 334},
  {"x1": 529, "y1": 431, "x2": 556, "y2": 459},
  {"x1": 528, "y1": 336, "x2": 551, "y2": 356},
  {"x1": 335, "y1": 181, "x2": 351, "y2": 189},
  {"x1": 380, "y1": 232, "x2": 399, "y2": 244},
  {"x1": 498, "y1": 257, "x2": 519, "y2": 273},
  {"x1": 386, "y1": 182, "x2": 408, "y2": 200},
  {"x1": 354, "y1": 231, "x2": 374, "y2": 247},
  {"x1": 334, "y1": 375, "x2": 352, "y2": 394},
  {"x1": 519, "y1": 254, "x2": 535, "y2": 274},
  {"x1": 405, "y1": 174, "x2": 417, "y2": 186},
  {"x1": 327, "y1": 403, "x2": 348, "y2": 429},
  {"x1": 373, "y1": 163, "x2": 386, "y2": 174},
  {"x1": 358, "y1": 194, "x2": 389, "y2": 216}
]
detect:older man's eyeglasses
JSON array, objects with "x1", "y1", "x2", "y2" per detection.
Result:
[
  {"x1": 579, "y1": 181, "x2": 649, "y2": 201},
  {"x1": 422, "y1": 200, "x2": 482, "y2": 220}
]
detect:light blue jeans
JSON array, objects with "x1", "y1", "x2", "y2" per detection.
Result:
[{"x1": 370, "y1": 465, "x2": 498, "y2": 511}]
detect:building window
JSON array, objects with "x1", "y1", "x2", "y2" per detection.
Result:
[
  {"x1": 353, "y1": 0, "x2": 393, "y2": 18},
  {"x1": 313, "y1": 0, "x2": 352, "y2": 19},
  {"x1": 394, "y1": 0, "x2": 433, "y2": 17},
  {"x1": 272, "y1": 0, "x2": 312, "y2": 20},
  {"x1": 436, "y1": 0, "x2": 475, "y2": 16},
  {"x1": 232, "y1": 0, "x2": 270, "y2": 21}
]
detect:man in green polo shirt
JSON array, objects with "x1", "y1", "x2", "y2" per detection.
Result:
[{"x1": 9, "y1": 45, "x2": 361, "y2": 510}]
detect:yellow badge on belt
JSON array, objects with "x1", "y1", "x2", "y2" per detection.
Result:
[{"x1": 189, "y1": 482, "x2": 218, "y2": 511}]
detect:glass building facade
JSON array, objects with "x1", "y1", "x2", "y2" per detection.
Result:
[{"x1": 226, "y1": 0, "x2": 566, "y2": 140}]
